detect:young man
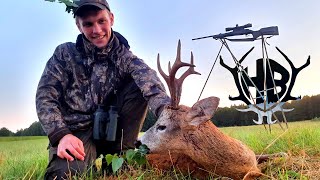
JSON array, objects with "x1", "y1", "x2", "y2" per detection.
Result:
[{"x1": 36, "y1": 0, "x2": 170, "y2": 179}]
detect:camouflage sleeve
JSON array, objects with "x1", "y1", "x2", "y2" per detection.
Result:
[
  {"x1": 36, "y1": 45, "x2": 71, "y2": 146},
  {"x1": 126, "y1": 57, "x2": 171, "y2": 117}
]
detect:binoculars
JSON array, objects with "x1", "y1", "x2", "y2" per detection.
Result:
[{"x1": 93, "y1": 105, "x2": 119, "y2": 141}]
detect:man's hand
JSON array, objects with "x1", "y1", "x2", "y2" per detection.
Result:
[{"x1": 57, "y1": 134, "x2": 86, "y2": 161}]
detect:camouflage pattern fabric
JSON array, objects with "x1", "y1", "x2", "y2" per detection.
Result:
[{"x1": 36, "y1": 32, "x2": 170, "y2": 146}]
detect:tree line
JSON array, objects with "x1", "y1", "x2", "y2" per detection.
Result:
[
  {"x1": 0, "y1": 121, "x2": 46, "y2": 137},
  {"x1": 211, "y1": 94, "x2": 320, "y2": 127},
  {"x1": 1, "y1": 94, "x2": 319, "y2": 136}
]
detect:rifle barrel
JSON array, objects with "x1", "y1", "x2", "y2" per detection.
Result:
[{"x1": 192, "y1": 35, "x2": 217, "y2": 41}]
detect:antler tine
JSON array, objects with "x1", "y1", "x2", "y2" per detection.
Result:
[
  {"x1": 157, "y1": 53, "x2": 170, "y2": 85},
  {"x1": 176, "y1": 40, "x2": 182, "y2": 62},
  {"x1": 179, "y1": 51, "x2": 201, "y2": 83},
  {"x1": 170, "y1": 40, "x2": 191, "y2": 77},
  {"x1": 175, "y1": 51, "x2": 201, "y2": 105}
]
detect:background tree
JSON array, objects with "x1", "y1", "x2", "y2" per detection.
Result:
[{"x1": 0, "y1": 127, "x2": 14, "y2": 136}]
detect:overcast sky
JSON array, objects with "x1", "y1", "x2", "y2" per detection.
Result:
[{"x1": 0, "y1": 0, "x2": 319, "y2": 132}]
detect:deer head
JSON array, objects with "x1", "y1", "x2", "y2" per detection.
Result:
[
  {"x1": 140, "y1": 96, "x2": 220, "y2": 153},
  {"x1": 138, "y1": 40, "x2": 260, "y2": 179}
]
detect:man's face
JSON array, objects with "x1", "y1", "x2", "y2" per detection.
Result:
[{"x1": 76, "y1": 9, "x2": 114, "y2": 48}]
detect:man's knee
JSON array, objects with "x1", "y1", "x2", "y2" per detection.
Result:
[{"x1": 45, "y1": 155, "x2": 88, "y2": 180}]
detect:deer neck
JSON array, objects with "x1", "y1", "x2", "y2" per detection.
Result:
[{"x1": 182, "y1": 121, "x2": 256, "y2": 169}]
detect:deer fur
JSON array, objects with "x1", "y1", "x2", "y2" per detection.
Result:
[
  {"x1": 140, "y1": 97, "x2": 261, "y2": 179},
  {"x1": 146, "y1": 153, "x2": 209, "y2": 179}
]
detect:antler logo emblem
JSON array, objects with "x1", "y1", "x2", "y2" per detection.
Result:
[{"x1": 220, "y1": 47, "x2": 310, "y2": 125}]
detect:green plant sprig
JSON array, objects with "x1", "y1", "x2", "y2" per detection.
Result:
[
  {"x1": 45, "y1": 0, "x2": 79, "y2": 14},
  {"x1": 95, "y1": 144, "x2": 149, "y2": 174}
]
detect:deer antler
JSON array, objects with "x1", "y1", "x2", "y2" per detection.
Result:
[{"x1": 157, "y1": 40, "x2": 201, "y2": 108}]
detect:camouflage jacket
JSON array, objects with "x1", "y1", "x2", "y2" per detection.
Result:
[{"x1": 36, "y1": 32, "x2": 170, "y2": 146}]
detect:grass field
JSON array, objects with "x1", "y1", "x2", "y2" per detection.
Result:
[
  {"x1": 0, "y1": 120, "x2": 319, "y2": 179},
  {"x1": 0, "y1": 136, "x2": 48, "y2": 180}
]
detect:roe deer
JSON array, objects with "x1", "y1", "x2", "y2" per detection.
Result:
[{"x1": 138, "y1": 40, "x2": 261, "y2": 179}]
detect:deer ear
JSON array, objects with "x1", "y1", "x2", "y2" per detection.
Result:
[{"x1": 185, "y1": 97, "x2": 220, "y2": 128}]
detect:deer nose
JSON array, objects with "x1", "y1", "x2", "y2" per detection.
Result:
[{"x1": 134, "y1": 140, "x2": 142, "y2": 148}]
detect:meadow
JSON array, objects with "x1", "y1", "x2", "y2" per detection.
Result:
[{"x1": 0, "y1": 120, "x2": 319, "y2": 179}]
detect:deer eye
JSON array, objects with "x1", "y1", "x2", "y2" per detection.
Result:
[{"x1": 156, "y1": 125, "x2": 166, "y2": 131}]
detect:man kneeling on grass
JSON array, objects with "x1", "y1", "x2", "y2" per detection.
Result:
[{"x1": 36, "y1": 0, "x2": 170, "y2": 179}]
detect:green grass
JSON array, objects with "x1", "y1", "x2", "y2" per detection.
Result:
[
  {"x1": 0, "y1": 137, "x2": 48, "y2": 179},
  {"x1": 0, "y1": 120, "x2": 319, "y2": 179},
  {"x1": 221, "y1": 120, "x2": 320, "y2": 156}
]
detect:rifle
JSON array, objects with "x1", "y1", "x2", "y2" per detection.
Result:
[{"x1": 192, "y1": 23, "x2": 279, "y2": 42}]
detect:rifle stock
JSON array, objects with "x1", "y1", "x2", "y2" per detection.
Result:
[{"x1": 252, "y1": 26, "x2": 279, "y2": 39}]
